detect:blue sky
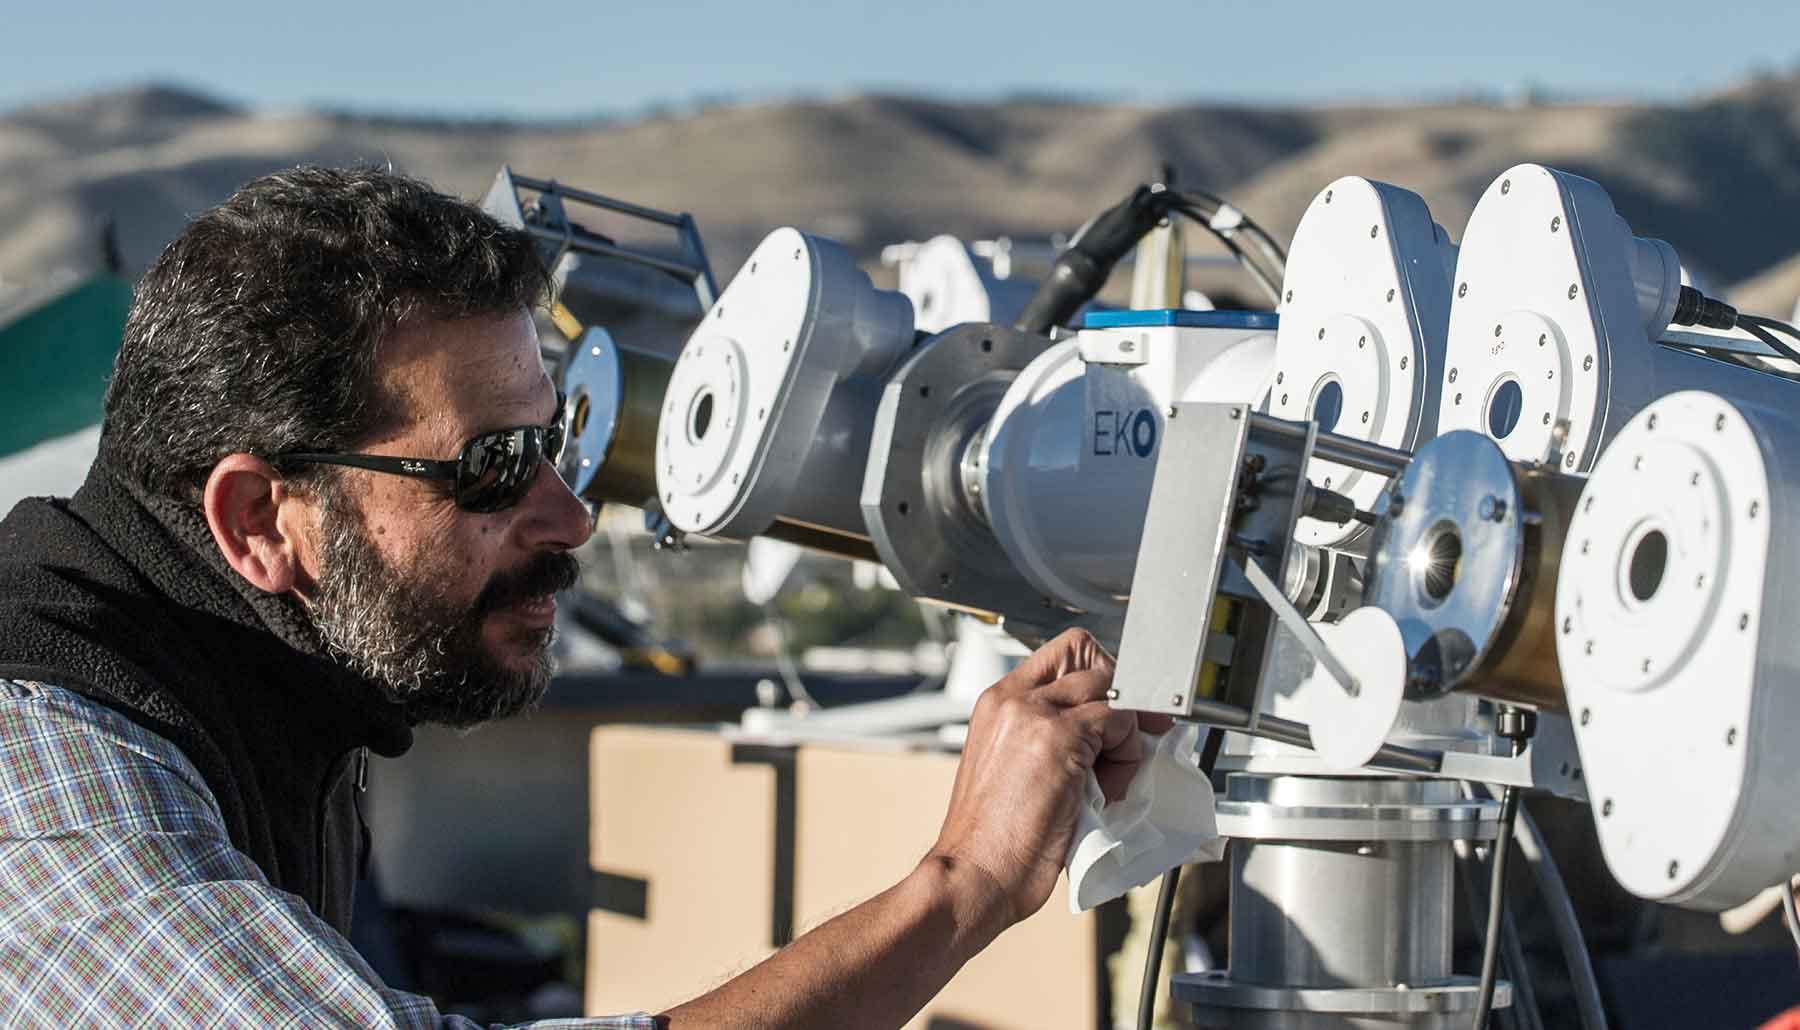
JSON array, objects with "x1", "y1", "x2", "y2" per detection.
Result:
[{"x1": 3, "y1": 0, "x2": 1798, "y2": 117}]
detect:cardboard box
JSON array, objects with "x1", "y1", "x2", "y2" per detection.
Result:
[{"x1": 587, "y1": 726, "x2": 1100, "y2": 1027}]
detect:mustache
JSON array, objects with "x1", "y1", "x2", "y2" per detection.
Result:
[{"x1": 476, "y1": 550, "x2": 581, "y2": 614}]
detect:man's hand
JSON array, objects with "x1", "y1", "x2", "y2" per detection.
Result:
[
  {"x1": 926, "y1": 628, "x2": 1171, "y2": 929},
  {"x1": 660, "y1": 629, "x2": 1170, "y2": 1029}
]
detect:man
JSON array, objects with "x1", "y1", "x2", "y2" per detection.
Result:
[{"x1": 0, "y1": 167, "x2": 1159, "y2": 1027}]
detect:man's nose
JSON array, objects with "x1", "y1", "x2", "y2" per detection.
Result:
[{"x1": 516, "y1": 461, "x2": 596, "y2": 551}]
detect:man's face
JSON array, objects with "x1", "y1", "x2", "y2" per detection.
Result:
[{"x1": 302, "y1": 308, "x2": 594, "y2": 726}]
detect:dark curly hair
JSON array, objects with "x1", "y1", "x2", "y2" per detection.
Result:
[{"x1": 101, "y1": 165, "x2": 548, "y2": 501}]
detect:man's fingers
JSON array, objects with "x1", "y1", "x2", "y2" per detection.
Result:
[
  {"x1": 1012, "y1": 628, "x2": 1115, "y2": 686},
  {"x1": 1062, "y1": 699, "x2": 1142, "y2": 764},
  {"x1": 1137, "y1": 712, "x2": 1175, "y2": 735},
  {"x1": 1034, "y1": 668, "x2": 1115, "y2": 709}
]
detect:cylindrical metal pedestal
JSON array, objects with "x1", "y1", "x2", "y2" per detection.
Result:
[{"x1": 1176, "y1": 775, "x2": 1508, "y2": 1029}]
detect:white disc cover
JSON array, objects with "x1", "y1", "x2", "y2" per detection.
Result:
[{"x1": 1296, "y1": 606, "x2": 1407, "y2": 770}]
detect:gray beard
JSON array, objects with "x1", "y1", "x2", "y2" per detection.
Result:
[{"x1": 307, "y1": 481, "x2": 564, "y2": 728}]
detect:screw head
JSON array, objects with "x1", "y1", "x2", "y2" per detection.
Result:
[
  {"x1": 1386, "y1": 288, "x2": 1396, "y2": 302},
  {"x1": 1501, "y1": 179, "x2": 1512, "y2": 194},
  {"x1": 1551, "y1": 216, "x2": 1562, "y2": 232},
  {"x1": 1751, "y1": 500, "x2": 1761, "y2": 518},
  {"x1": 1493, "y1": 324, "x2": 1503, "y2": 337},
  {"x1": 1602, "y1": 799, "x2": 1614, "y2": 816},
  {"x1": 1561, "y1": 616, "x2": 1572, "y2": 634},
  {"x1": 1370, "y1": 225, "x2": 1379, "y2": 238},
  {"x1": 1569, "y1": 283, "x2": 1579, "y2": 300},
  {"x1": 1542, "y1": 414, "x2": 1551, "y2": 425},
  {"x1": 1726, "y1": 727, "x2": 1738, "y2": 746},
  {"x1": 1170, "y1": 693, "x2": 1185, "y2": 707},
  {"x1": 1580, "y1": 707, "x2": 1592, "y2": 725},
  {"x1": 1458, "y1": 282, "x2": 1468, "y2": 298},
  {"x1": 1281, "y1": 393, "x2": 1290, "y2": 405},
  {"x1": 1565, "y1": 452, "x2": 1578, "y2": 468},
  {"x1": 1583, "y1": 355, "x2": 1594, "y2": 371},
  {"x1": 1449, "y1": 368, "x2": 1459, "y2": 383},
  {"x1": 1317, "y1": 327, "x2": 1326, "y2": 340},
  {"x1": 1285, "y1": 289, "x2": 1293, "y2": 303},
  {"x1": 1539, "y1": 334, "x2": 1548, "y2": 347},
  {"x1": 1400, "y1": 356, "x2": 1409, "y2": 370},
  {"x1": 1648, "y1": 413, "x2": 1658, "y2": 430},
  {"x1": 1667, "y1": 860, "x2": 1679, "y2": 880},
  {"x1": 1106, "y1": 688, "x2": 1120, "y2": 700},
  {"x1": 1362, "y1": 411, "x2": 1370, "y2": 423},
  {"x1": 1358, "y1": 335, "x2": 1367, "y2": 348},
  {"x1": 1740, "y1": 612, "x2": 1751, "y2": 630},
  {"x1": 1276, "y1": 371, "x2": 1286, "y2": 384}
]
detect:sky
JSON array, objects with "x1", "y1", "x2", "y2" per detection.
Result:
[{"x1": 2, "y1": 0, "x2": 1798, "y2": 118}]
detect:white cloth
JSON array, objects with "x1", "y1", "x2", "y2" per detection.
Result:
[{"x1": 1065, "y1": 722, "x2": 1226, "y2": 913}]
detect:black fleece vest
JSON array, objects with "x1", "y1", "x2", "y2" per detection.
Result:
[{"x1": 0, "y1": 461, "x2": 412, "y2": 934}]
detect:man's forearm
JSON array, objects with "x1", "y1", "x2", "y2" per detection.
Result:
[{"x1": 658, "y1": 853, "x2": 1012, "y2": 1030}]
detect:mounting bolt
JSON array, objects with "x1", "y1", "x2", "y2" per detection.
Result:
[
  {"x1": 1458, "y1": 282, "x2": 1468, "y2": 298},
  {"x1": 1170, "y1": 694, "x2": 1185, "y2": 707},
  {"x1": 1580, "y1": 707, "x2": 1592, "y2": 725},
  {"x1": 1165, "y1": 406, "x2": 1178, "y2": 419},
  {"x1": 1569, "y1": 283, "x2": 1579, "y2": 300},
  {"x1": 1106, "y1": 688, "x2": 1120, "y2": 701},
  {"x1": 1501, "y1": 179, "x2": 1512, "y2": 194},
  {"x1": 1449, "y1": 368, "x2": 1459, "y2": 383},
  {"x1": 1602, "y1": 799, "x2": 1614, "y2": 816},
  {"x1": 1551, "y1": 215, "x2": 1562, "y2": 232}
]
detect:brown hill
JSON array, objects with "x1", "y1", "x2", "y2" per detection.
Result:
[{"x1": 4, "y1": 81, "x2": 1799, "y2": 315}]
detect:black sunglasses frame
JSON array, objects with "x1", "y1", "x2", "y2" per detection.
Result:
[{"x1": 276, "y1": 392, "x2": 567, "y2": 513}]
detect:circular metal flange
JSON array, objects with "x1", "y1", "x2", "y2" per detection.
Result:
[
  {"x1": 559, "y1": 329, "x2": 623, "y2": 499},
  {"x1": 1364, "y1": 431, "x2": 1524, "y2": 698},
  {"x1": 659, "y1": 336, "x2": 748, "y2": 505},
  {"x1": 1268, "y1": 312, "x2": 1399, "y2": 548},
  {"x1": 1213, "y1": 774, "x2": 1499, "y2": 843},
  {"x1": 862, "y1": 322, "x2": 1050, "y2": 618},
  {"x1": 1177, "y1": 972, "x2": 1509, "y2": 1018}
]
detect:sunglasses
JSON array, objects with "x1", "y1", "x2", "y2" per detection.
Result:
[{"x1": 276, "y1": 392, "x2": 568, "y2": 513}]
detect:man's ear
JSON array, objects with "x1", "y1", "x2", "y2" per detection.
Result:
[{"x1": 202, "y1": 454, "x2": 315, "y2": 596}]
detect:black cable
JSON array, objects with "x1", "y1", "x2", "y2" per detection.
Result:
[
  {"x1": 1168, "y1": 190, "x2": 1288, "y2": 306},
  {"x1": 1474, "y1": 785, "x2": 1523, "y2": 1030},
  {"x1": 1738, "y1": 313, "x2": 1800, "y2": 364},
  {"x1": 1136, "y1": 728, "x2": 1223, "y2": 1030},
  {"x1": 1137, "y1": 865, "x2": 1182, "y2": 1030}
]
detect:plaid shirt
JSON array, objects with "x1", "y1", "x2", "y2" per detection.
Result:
[{"x1": 0, "y1": 678, "x2": 655, "y2": 1029}]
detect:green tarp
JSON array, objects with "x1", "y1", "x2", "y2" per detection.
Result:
[{"x1": 0, "y1": 274, "x2": 133, "y2": 458}]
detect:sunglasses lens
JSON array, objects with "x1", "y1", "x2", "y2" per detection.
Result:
[{"x1": 456, "y1": 428, "x2": 543, "y2": 513}]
